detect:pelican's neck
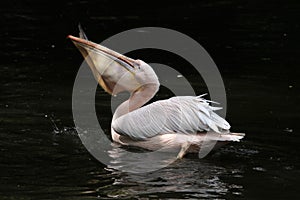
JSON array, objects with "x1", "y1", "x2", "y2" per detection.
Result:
[{"x1": 112, "y1": 83, "x2": 159, "y2": 121}]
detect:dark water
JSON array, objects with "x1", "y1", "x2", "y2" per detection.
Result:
[{"x1": 1, "y1": 0, "x2": 299, "y2": 199}]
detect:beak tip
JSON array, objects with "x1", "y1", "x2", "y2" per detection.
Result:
[{"x1": 67, "y1": 35, "x2": 74, "y2": 40}]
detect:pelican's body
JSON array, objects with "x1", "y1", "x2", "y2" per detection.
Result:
[{"x1": 69, "y1": 27, "x2": 245, "y2": 158}]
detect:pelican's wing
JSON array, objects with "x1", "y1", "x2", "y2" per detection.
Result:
[{"x1": 112, "y1": 95, "x2": 231, "y2": 140}]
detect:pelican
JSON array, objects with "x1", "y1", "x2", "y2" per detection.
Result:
[{"x1": 68, "y1": 27, "x2": 245, "y2": 159}]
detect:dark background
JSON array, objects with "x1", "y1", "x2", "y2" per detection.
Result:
[{"x1": 1, "y1": 0, "x2": 299, "y2": 199}]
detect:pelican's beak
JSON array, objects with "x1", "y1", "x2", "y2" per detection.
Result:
[
  {"x1": 68, "y1": 35, "x2": 141, "y2": 95},
  {"x1": 68, "y1": 35, "x2": 137, "y2": 72}
]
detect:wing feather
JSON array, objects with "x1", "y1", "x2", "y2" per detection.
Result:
[{"x1": 112, "y1": 95, "x2": 231, "y2": 140}]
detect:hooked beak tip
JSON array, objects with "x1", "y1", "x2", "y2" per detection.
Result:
[{"x1": 67, "y1": 35, "x2": 77, "y2": 41}]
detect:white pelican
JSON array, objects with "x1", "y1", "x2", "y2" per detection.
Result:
[{"x1": 68, "y1": 27, "x2": 245, "y2": 159}]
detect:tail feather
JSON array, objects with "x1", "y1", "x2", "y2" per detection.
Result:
[
  {"x1": 205, "y1": 132, "x2": 245, "y2": 142},
  {"x1": 219, "y1": 132, "x2": 245, "y2": 142}
]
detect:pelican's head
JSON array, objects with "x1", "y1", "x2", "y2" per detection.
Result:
[
  {"x1": 132, "y1": 59, "x2": 160, "y2": 92},
  {"x1": 68, "y1": 34, "x2": 160, "y2": 96}
]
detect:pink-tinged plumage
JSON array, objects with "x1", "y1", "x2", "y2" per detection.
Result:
[{"x1": 69, "y1": 26, "x2": 245, "y2": 158}]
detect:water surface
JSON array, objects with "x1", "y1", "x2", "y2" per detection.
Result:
[{"x1": 1, "y1": 0, "x2": 299, "y2": 199}]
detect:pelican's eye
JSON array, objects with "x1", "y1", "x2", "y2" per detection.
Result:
[{"x1": 133, "y1": 60, "x2": 141, "y2": 70}]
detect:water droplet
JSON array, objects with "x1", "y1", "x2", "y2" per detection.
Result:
[
  {"x1": 253, "y1": 167, "x2": 266, "y2": 172},
  {"x1": 261, "y1": 57, "x2": 271, "y2": 61},
  {"x1": 284, "y1": 166, "x2": 293, "y2": 170},
  {"x1": 232, "y1": 192, "x2": 242, "y2": 196},
  {"x1": 177, "y1": 74, "x2": 183, "y2": 78},
  {"x1": 284, "y1": 128, "x2": 293, "y2": 133}
]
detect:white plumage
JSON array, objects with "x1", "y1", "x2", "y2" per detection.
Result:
[
  {"x1": 69, "y1": 28, "x2": 245, "y2": 158},
  {"x1": 112, "y1": 95, "x2": 230, "y2": 140}
]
